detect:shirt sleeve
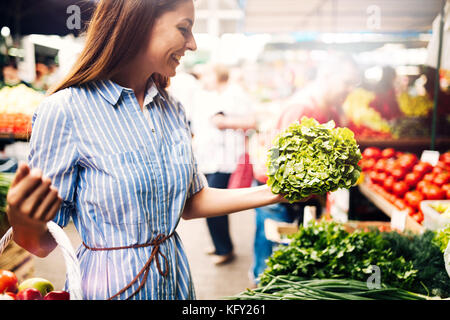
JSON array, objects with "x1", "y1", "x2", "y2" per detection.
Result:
[{"x1": 28, "y1": 89, "x2": 79, "y2": 228}]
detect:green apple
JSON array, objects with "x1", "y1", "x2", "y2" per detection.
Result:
[{"x1": 18, "y1": 278, "x2": 54, "y2": 297}]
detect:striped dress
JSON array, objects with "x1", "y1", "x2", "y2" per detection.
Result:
[{"x1": 28, "y1": 79, "x2": 206, "y2": 300}]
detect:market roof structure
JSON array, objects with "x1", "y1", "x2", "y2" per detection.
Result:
[{"x1": 243, "y1": 0, "x2": 445, "y2": 34}]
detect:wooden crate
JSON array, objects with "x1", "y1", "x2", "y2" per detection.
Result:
[{"x1": 0, "y1": 241, "x2": 34, "y2": 282}]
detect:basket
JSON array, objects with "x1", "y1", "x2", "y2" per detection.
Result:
[{"x1": 0, "y1": 221, "x2": 83, "y2": 300}]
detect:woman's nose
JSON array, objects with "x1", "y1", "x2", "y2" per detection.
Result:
[{"x1": 186, "y1": 35, "x2": 197, "y2": 52}]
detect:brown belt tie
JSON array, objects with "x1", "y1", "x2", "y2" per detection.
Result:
[{"x1": 82, "y1": 232, "x2": 174, "y2": 300}]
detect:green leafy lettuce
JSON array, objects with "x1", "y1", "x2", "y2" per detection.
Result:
[{"x1": 267, "y1": 117, "x2": 362, "y2": 202}]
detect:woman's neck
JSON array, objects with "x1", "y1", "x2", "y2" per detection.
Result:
[{"x1": 111, "y1": 62, "x2": 154, "y2": 110}]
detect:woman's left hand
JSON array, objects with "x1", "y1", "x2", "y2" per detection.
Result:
[{"x1": 274, "y1": 192, "x2": 313, "y2": 204}]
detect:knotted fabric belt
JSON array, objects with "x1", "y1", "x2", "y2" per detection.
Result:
[{"x1": 82, "y1": 232, "x2": 174, "y2": 300}]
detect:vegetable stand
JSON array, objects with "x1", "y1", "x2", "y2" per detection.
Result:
[{"x1": 358, "y1": 180, "x2": 424, "y2": 234}]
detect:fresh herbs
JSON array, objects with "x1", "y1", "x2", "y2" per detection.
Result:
[
  {"x1": 260, "y1": 221, "x2": 417, "y2": 290},
  {"x1": 266, "y1": 117, "x2": 362, "y2": 203},
  {"x1": 381, "y1": 230, "x2": 450, "y2": 298},
  {"x1": 258, "y1": 220, "x2": 450, "y2": 298}
]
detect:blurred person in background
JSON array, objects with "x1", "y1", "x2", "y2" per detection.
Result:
[
  {"x1": 368, "y1": 66, "x2": 403, "y2": 121},
  {"x1": 33, "y1": 62, "x2": 51, "y2": 91},
  {"x1": 193, "y1": 63, "x2": 257, "y2": 265},
  {"x1": 249, "y1": 53, "x2": 361, "y2": 284},
  {"x1": 1, "y1": 59, "x2": 31, "y2": 87},
  {"x1": 168, "y1": 64, "x2": 202, "y2": 130},
  {"x1": 423, "y1": 66, "x2": 450, "y2": 136}
]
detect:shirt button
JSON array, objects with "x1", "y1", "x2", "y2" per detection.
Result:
[{"x1": 151, "y1": 128, "x2": 156, "y2": 133}]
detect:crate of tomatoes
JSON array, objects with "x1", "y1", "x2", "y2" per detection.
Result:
[{"x1": 359, "y1": 147, "x2": 450, "y2": 226}]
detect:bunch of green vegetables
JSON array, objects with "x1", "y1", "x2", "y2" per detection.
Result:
[
  {"x1": 266, "y1": 117, "x2": 362, "y2": 203},
  {"x1": 260, "y1": 221, "x2": 417, "y2": 290},
  {"x1": 381, "y1": 229, "x2": 450, "y2": 298},
  {"x1": 230, "y1": 275, "x2": 427, "y2": 300},
  {"x1": 0, "y1": 172, "x2": 14, "y2": 237},
  {"x1": 433, "y1": 224, "x2": 450, "y2": 253}
]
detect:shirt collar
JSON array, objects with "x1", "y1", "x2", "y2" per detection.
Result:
[{"x1": 94, "y1": 79, "x2": 164, "y2": 107}]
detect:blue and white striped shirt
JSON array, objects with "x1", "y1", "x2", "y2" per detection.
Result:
[{"x1": 28, "y1": 79, "x2": 205, "y2": 300}]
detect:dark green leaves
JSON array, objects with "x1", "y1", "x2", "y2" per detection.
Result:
[
  {"x1": 260, "y1": 221, "x2": 418, "y2": 291},
  {"x1": 267, "y1": 117, "x2": 362, "y2": 202}
]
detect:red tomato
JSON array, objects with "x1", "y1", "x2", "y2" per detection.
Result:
[
  {"x1": 397, "y1": 153, "x2": 418, "y2": 171},
  {"x1": 417, "y1": 180, "x2": 431, "y2": 194},
  {"x1": 362, "y1": 158, "x2": 376, "y2": 171},
  {"x1": 391, "y1": 167, "x2": 406, "y2": 181},
  {"x1": 434, "y1": 173, "x2": 450, "y2": 186},
  {"x1": 404, "y1": 172, "x2": 421, "y2": 189},
  {"x1": 403, "y1": 206, "x2": 416, "y2": 217},
  {"x1": 0, "y1": 270, "x2": 18, "y2": 294},
  {"x1": 404, "y1": 191, "x2": 424, "y2": 210},
  {"x1": 394, "y1": 198, "x2": 407, "y2": 210},
  {"x1": 439, "y1": 152, "x2": 450, "y2": 165},
  {"x1": 432, "y1": 166, "x2": 447, "y2": 175},
  {"x1": 412, "y1": 212, "x2": 424, "y2": 224},
  {"x1": 392, "y1": 181, "x2": 408, "y2": 198},
  {"x1": 442, "y1": 184, "x2": 450, "y2": 199},
  {"x1": 377, "y1": 172, "x2": 388, "y2": 184},
  {"x1": 413, "y1": 162, "x2": 433, "y2": 177},
  {"x1": 422, "y1": 183, "x2": 445, "y2": 200},
  {"x1": 369, "y1": 171, "x2": 379, "y2": 184},
  {"x1": 423, "y1": 173, "x2": 436, "y2": 183},
  {"x1": 383, "y1": 176, "x2": 396, "y2": 192},
  {"x1": 381, "y1": 148, "x2": 396, "y2": 159},
  {"x1": 374, "y1": 159, "x2": 388, "y2": 172},
  {"x1": 363, "y1": 147, "x2": 381, "y2": 160}
]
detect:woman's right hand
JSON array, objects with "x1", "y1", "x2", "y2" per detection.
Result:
[{"x1": 6, "y1": 162, "x2": 62, "y2": 230}]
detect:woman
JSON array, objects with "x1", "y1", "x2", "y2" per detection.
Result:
[{"x1": 6, "y1": 0, "x2": 302, "y2": 300}]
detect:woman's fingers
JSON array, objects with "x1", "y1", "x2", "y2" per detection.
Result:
[
  {"x1": 10, "y1": 161, "x2": 30, "y2": 187},
  {"x1": 33, "y1": 187, "x2": 61, "y2": 221},
  {"x1": 7, "y1": 168, "x2": 44, "y2": 208},
  {"x1": 42, "y1": 194, "x2": 63, "y2": 223},
  {"x1": 19, "y1": 177, "x2": 53, "y2": 218}
]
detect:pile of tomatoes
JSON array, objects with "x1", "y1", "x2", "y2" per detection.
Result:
[
  {"x1": 359, "y1": 147, "x2": 450, "y2": 224},
  {"x1": 0, "y1": 113, "x2": 32, "y2": 136}
]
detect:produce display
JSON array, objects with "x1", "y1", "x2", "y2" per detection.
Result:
[
  {"x1": 342, "y1": 88, "x2": 435, "y2": 140},
  {"x1": 253, "y1": 220, "x2": 450, "y2": 299},
  {"x1": 397, "y1": 92, "x2": 434, "y2": 117},
  {"x1": 0, "y1": 270, "x2": 69, "y2": 300},
  {"x1": 0, "y1": 84, "x2": 44, "y2": 136},
  {"x1": 342, "y1": 88, "x2": 392, "y2": 139},
  {"x1": 230, "y1": 276, "x2": 427, "y2": 300},
  {"x1": 266, "y1": 117, "x2": 362, "y2": 202},
  {"x1": 359, "y1": 147, "x2": 450, "y2": 225}
]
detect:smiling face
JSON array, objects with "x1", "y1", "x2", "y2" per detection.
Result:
[{"x1": 144, "y1": 0, "x2": 197, "y2": 78}]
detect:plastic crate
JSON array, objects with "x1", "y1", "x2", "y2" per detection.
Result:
[{"x1": 420, "y1": 200, "x2": 450, "y2": 231}]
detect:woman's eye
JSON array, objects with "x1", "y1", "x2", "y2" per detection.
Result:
[{"x1": 179, "y1": 27, "x2": 188, "y2": 35}]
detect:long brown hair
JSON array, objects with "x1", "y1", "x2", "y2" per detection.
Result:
[{"x1": 48, "y1": 0, "x2": 189, "y2": 96}]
